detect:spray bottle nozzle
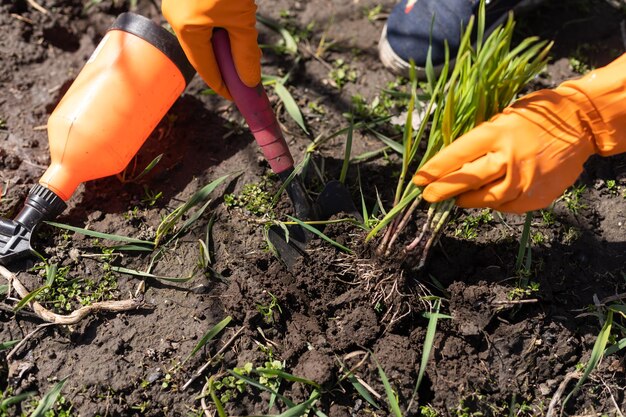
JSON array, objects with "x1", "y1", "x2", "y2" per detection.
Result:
[{"x1": 0, "y1": 185, "x2": 66, "y2": 265}]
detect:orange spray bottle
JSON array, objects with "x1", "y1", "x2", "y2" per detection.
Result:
[{"x1": 0, "y1": 13, "x2": 195, "y2": 264}]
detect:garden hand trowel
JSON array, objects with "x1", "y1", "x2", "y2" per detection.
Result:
[
  {"x1": 0, "y1": 13, "x2": 196, "y2": 266},
  {"x1": 212, "y1": 29, "x2": 357, "y2": 268}
]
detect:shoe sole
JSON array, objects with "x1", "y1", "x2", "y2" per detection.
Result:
[{"x1": 378, "y1": 0, "x2": 545, "y2": 78}]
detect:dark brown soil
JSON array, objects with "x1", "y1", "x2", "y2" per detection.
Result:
[{"x1": 1, "y1": 0, "x2": 625, "y2": 416}]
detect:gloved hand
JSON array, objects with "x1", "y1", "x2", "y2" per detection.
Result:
[
  {"x1": 413, "y1": 53, "x2": 626, "y2": 214},
  {"x1": 162, "y1": 0, "x2": 261, "y2": 100}
]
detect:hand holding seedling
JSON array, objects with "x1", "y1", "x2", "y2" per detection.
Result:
[
  {"x1": 413, "y1": 53, "x2": 626, "y2": 214},
  {"x1": 162, "y1": 0, "x2": 261, "y2": 101}
]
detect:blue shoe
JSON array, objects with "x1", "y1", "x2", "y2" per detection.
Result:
[{"x1": 379, "y1": 0, "x2": 541, "y2": 77}]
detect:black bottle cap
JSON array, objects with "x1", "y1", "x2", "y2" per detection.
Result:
[{"x1": 109, "y1": 12, "x2": 196, "y2": 85}]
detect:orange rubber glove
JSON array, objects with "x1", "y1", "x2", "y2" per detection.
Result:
[
  {"x1": 413, "y1": 53, "x2": 626, "y2": 214},
  {"x1": 162, "y1": 0, "x2": 261, "y2": 100}
]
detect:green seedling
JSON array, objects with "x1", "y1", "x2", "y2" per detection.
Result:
[
  {"x1": 117, "y1": 153, "x2": 163, "y2": 184},
  {"x1": 507, "y1": 281, "x2": 539, "y2": 301},
  {"x1": 540, "y1": 209, "x2": 556, "y2": 226},
  {"x1": 373, "y1": 356, "x2": 403, "y2": 417},
  {"x1": 156, "y1": 174, "x2": 230, "y2": 246},
  {"x1": 559, "y1": 184, "x2": 587, "y2": 214},
  {"x1": 408, "y1": 299, "x2": 452, "y2": 413},
  {"x1": 365, "y1": 4, "x2": 383, "y2": 21},
  {"x1": 256, "y1": 292, "x2": 282, "y2": 324},
  {"x1": 36, "y1": 264, "x2": 118, "y2": 314},
  {"x1": 605, "y1": 179, "x2": 619, "y2": 195},
  {"x1": 329, "y1": 59, "x2": 357, "y2": 89},
  {"x1": 308, "y1": 101, "x2": 326, "y2": 115},
  {"x1": 141, "y1": 186, "x2": 163, "y2": 207},
  {"x1": 339, "y1": 119, "x2": 354, "y2": 184},
  {"x1": 29, "y1": 378, "x2": 67, "y2": 417},
  {"x1": 454, "y1": 210, "x2": 493, "y2": 240},
  {"x1": 183, "y1": 316, "x2": 232, "y2": 365},
  {"x1": 515, "y1": 212, "x2": 533, "y2": 273},
  {"x1": 224, "y1": 179, "x2": 274, "y2": 217}
]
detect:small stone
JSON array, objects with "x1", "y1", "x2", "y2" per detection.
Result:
[{"x1": 69, "y1": 248, "x2": 80, "y2": 262}]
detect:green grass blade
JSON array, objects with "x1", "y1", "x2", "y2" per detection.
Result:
[
  {"x1": 109, "y1": 266, "x2": 194, "y2": 283},
  {"x1": 417, "y1": 300, "x2": 444, "y2": 390},
  {"x1": 257, "y1": 368, "x2": 321, "y2": 389},
  {"x1": 1, "y1": 391, "x2": 35, "y2": 408},
  {"x1": 29, "y1": 377, "x2": 67, "y2": 417},
  {"x1": 357, "y1": 166, "x2": 369, "y2": 227},
  {"x1": 277, "y1": 394, "x2": 319, "y2": 417},
  {"x1": 183, "y1": 316, "x2": 232, "y2": 364},
  {"x1": 274, "y1": 82, "x2": 309, "y2": 134},
  {"x1": 604, "y1": 337, "x2": 626, "y2": 356},
  {"x1": 339, "y1": 119, "x2": 354, "y2": 184},
  {"x1": 156, "y1": 174, "x2": 230, "y2": 245},
  {"x1": 563, "y1": 310, "x2": 613, "y2": 407},
  {"x1": 347, "y1": 374, "x2": 380, "y2": 409},
  {"x1": 286, "y1": 215, "x2": 353, "y2": 254},
  {"x1": 375, "y1": 358, "x2": 403, "y2": 417},
  {"x1": 44, "y1": 263, "x2": 58, "y2": 287},
  {"x1": 367, "y1": 128, "x2": 404, "y2": 155},
  {"x1": 0, "y1": 284, "x2": 8, "y2": 295},
  {"x1": 256, "y1": 14, "x2": 298, "y2": 55},
  {"x1": 0, "y1": 339, "x2": 20, "y2": 351},
  {"x1": 208, "y1": 377, "x2": 228, "y2": 417},
  {"x1": 130, "y1": 153, "x2": 164, "y2": 182},
  {"x1": 46, "y1": 222, "x2": 154, "y2": 245},
  {"x1": 515, "y1": 212, "x2": 533, "y2": 271},
  {"x1": 227, "y1": 371, "x2": 298, "y2": 408},
  {"x1": 366, "y1": 187, "x2": 421, "y2": 241},
  {"x1": 14, "y1": 285, "x2": 49, "y2": 312},
  {"x1": 164, "y1": 200, "x2": 212, "y2": 245}
]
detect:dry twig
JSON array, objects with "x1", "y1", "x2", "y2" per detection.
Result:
[
  {"x1": 546, "y1": 370, "x2": 582, "y2": 417},
  {"x1": 0, "y1": 265, "x2": 143, "y2": 325},
  {"x1": 26, "y1": 0, "x2": 49, "y2": 14}
]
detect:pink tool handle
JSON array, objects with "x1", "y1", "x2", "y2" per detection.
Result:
[{"x1": 212, "y1": 29, "x2": 294, "y2": 174}]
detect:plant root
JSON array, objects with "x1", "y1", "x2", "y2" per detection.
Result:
[
  {"x1": 332, "y1": 253, "x2": 428, "y2": 328},
  {"x1": 0, "y1": 265, "x2": 144, "y2": 325}
]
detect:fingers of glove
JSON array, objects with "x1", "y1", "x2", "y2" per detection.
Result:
[
  {"x1": 413, "y1": 124, "x2": 502, "y2": 186},
  {"x1": 421, "y1": 152, "x2": 507, "y2": 203},
  {"x1": 228, "y1": 27, "x2": 262, "y2": 88},
  {"x1": 174, "y1": 26, "x2": 233, "y2": 100},
  {"x1": 455, "y1": 172, "x2": 522, "y2": 210}
]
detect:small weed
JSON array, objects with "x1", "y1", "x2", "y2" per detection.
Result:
[
  {"x1": 122, "y1": 206, "x2": 140, "y2": 221},
  {"x1": 605, "y1": 179, "x2": 619, "y2": 195},
  {"x1": 36, "y1": 265, "x2": 118, "y2": 313},
  {"x1": 211, "y1": 360, "x2": 284, "y2": 405},
  {"x1": 256, "y1": 292, "x2": 282, "y2": 323},
  {"x1": 419, "y1": 405, "x2": 439, "y2": 416},
  {"x1": 307, "y1": 101, "x2": 326, "y2": 115},
  {"x1": 0, "y1": 118, "x2": 6, "y2": 129},
  {"x1": 531, "y1": 232, "x2": 545, "y2": 245},
  {"x1": 364, "y1": 4, "x2": 383, "y2": 21},
  {"x1": 329, "y1": 59, "x2": 357, "y2": 89},
  {"x1": 562, "y1": 226, "x2": 581, "y2": 244},
  {"x1": 131, "y1": 401, "x2": 150, "y2": 413},
  {"x1": 41, "y1": 395, "x2": 73, "y2": 416},
  {"x1": 141, "y1": 186, "x2": 162, "y2": 206},
  {"x1": 213, "y1": 363, "x2": 252, "y2": 404},
  {"x1": 569, "y1": 43, "x2": 598, "y2": 74},
  {"x1": 224, "y1": 180, "x2": 274, "y2": 217},
  {"x1": 161, "y1": 373, "x2": 173, "y2": 390},
  {"x1": 559, "y1": 184, "x2": 587, "y2": 214},
  {"x1": 454, "y1": 210, "x2": 493, "y2": 240},
  {"x1": 540, "y1": 209, "x2": 556, "y2": 226},
  {"x1": 507, "y1": 281, "x2": 539, "y2": 301}
]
